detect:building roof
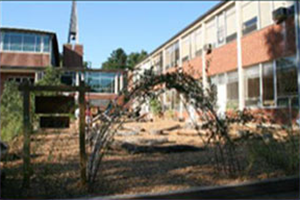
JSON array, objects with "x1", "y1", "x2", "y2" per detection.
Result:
[
  {"x1": 0, "y1": 27, "x2": 57, "y2": 36},
  {"x1": 0, "y1": 27, "x2": 60, "y2": 66},
  {"x1": 134, "y1": 0, "x2": 227, "y2": 68}
]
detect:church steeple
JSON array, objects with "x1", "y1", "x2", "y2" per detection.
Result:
[{"x1": 68, "y1": 0, "x2": 79, "y2": 44}]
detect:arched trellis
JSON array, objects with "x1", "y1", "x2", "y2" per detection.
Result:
[{"x1": 87, "y1": 67, "x2": 253, "y2": 187}]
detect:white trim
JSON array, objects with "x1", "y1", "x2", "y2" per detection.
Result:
[
  {"x1": 257, "y1": 1, "x2": 261, "y2": 30},
  {"x1": 201, "y1": 23, "x2": 207, "y2": 90},
  {"x1": 179, "y1": 38, "x2": 183, "y2": 67},
  {"x1": 259, "y1": 63, "x2": 263, "y2": 107},
  {"x1": 236, "y1": 1, "x2": 245, "y2": 110}
]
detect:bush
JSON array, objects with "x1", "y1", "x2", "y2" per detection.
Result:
[
  {"x1": 0, "y1": 81, "x2": 23, "y2": 141},
  {"x1": 247, "y1": 132, "x2": 299, "y2": 175},
  {"x1": 149, "y1": 97, "x2": 162, "y2": 116},
  {"x1": 0, "y1": 68, "x2": 63, "y2": 142}
]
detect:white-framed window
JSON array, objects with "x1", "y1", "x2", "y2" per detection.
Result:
[
  {"x1": 262, "y1": 62, "x2": 275, "y2": 107},
  {"x1": 181, "y1": 35, "x2": 190, "y2": 63},
  {"x1": 242, "y1": 1, "x2": 258, "y2": 35},
  {"x1": 205, "y1": 18, "x2": 217, "y2": 48},
  {"x1": 276, "y1": 56, "x2": 298, "y2": 108},
  {"x1": 0, "y1": 31, "x2": 51, "y2": 53},
  {"x1": 152, "y1": 52, "x2": 163, "y2": 75},
  {"x1": 165, "y1": 41, "x2": 180, "y2": 69},
  {"x1": 225, "y1": 5, "x2": 237, "y2": 43},
  {"x1": 217, "y1": 12, "x2": 225, "y2": 46},
  {"x1": 244, "y1": 65, "x2": 260, "y2": 107},
  {"x1": 194, "y1": 28, "x2": 202, "y2": 57},
  {"x1": 259, "y1": 1, "x2": 273, "y2": 28},
  {"x1": 226, "y1": 71, "x2": 239, "y2": 109},
  {"x1": 7, "y1": 76, "x2": 34, "y2": 85}
]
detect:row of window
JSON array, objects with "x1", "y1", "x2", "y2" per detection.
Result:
[
  {"x1": 85, "y1": 72, "x2": 116, "y2": 93},
  {"x1": 165, "y1": 42, "x2": 180, "y2": 69},
  {"x1": 0, "y1": 32, "x2": 51, "y2": 53},
  {"x1": 141, "y1": 1, "x2": 295, "y2": 71},
  {"x1": 7, "y1": 76, "x2": 35, "y2": 85},
  {"x1": 210, "y1": 55, "x2": 298, "y2": 109}
]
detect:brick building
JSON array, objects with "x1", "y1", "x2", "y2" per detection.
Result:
[
  {"x1": 132, "y1": 1, "x2": 299, "y2": 123},
  {"x1": 0, "y1": 27, "x2": 60, "y2": 93},
  {"x1": 0, "y1": 2, "x2": 125, "y2": 110}
]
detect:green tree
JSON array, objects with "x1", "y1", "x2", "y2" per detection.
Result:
[
  {"x1": 0, "y1": 67, "x2": 62, "y2": 141},
  {"x1": 102, "y1": 48, "x2": 148, "y2": 70},
  {"x1": 36, "y1": 67, "x2": 61, "y2": 86},
  {"x1": 102, "y1": 48, "x2": 128, "y2": 70},
  {"x1": 127, "y1": 50, "x2": 148, "y2": 70},
  {"x1": 0, "y1": 81, "x2": 23, "y2": 142}
]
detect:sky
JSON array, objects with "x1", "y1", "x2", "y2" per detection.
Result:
[{"x1": 1, "y1": 1, "x2": 219, "y2": 68}]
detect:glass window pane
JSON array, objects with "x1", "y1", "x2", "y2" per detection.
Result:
[
  {"x1": 43, "y1": 36, "x2": 50, "y2": 52},
  {"x1": 276, "y1": 56, "x2": 298, "y2": 97},
  {"x1": 226, "y1": 6, "x2": 236, "y2": 43},
  {"x1": 23, "y1": 34, "x2": 35, "y2": 52},
  {"x1": 205, "y1": 19, "x2": 216, "y2": 48},
  {"x1": 10, "y1": 33, "x2": 22, "y2": 51},
  {"x1": 217, "y1": 13, "x2": 225, "y2": 45},
  {"x1": 36, "y1": 35, "x2": 41, "y2": 52},
  {"x1": 262, "y1": 62, "x2": 274, "y2": 106},
  {"x1": 2, "y1": 32, "x2": 10, "y2": 50}
]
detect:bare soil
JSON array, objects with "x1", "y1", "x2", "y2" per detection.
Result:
[{"x1": 0, "y1": 120, "x2": 297, "y2": 199}]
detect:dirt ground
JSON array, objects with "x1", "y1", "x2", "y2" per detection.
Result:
[{"x1": 0, "y1": 120, "x2": 298, "y2": 199}]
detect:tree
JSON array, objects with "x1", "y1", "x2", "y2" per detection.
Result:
[
  {"x1": 102, "y1": 48, "x2": 128, "y2": 70},
  {"x1": 0, "y1": 67, "x2": 62, "y2": 141},
  {"x1": 0, "y1": 81, "x2": 23, "y2": 142},
  {"x1": 127, "y1": 50, "x2": 148, "y2": 70},
  {"x1": 102, "y1": 48, "x2": 148, "y2": 70},
  {"x1": 36, "y1": 67, "x2": 61, "y2": 86}
]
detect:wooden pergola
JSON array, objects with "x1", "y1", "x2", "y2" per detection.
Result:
[{"x1": 19, "y1": 80, "x2": 90, "y2": 188}]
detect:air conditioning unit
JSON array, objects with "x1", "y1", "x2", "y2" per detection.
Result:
[
  {"x1": 272, "y1": 7, "x2": 288, "y2": 24},
  {"x1": 204, "y1": 43, "x2": 212, "y2": 54}
]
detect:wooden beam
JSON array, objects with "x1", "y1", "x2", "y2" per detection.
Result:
[
  {"x1": 79, "y1": 80, "x2": 87, "y2": 185},
  {"x1": 19, "y1": 85, "x2": 90, "y2": 92},
  {"x1": 22, "y1": 83, "x2": 31, "y2": 188}
]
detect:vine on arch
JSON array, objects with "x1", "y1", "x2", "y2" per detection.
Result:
[{"x1": 86, "y1": 66, "x2": 254, "y2": 188}]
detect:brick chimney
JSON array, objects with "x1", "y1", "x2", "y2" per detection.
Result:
[{"x1": 63, "y1": 44, "x2": 83, "y2": 68}]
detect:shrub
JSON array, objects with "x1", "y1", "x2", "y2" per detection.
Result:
[
  {"x1": 0, "y1": 81, "x2": 23, "y2": 142},
  {"x1": 247, "y1": 132, "x2": 299, "y2": 175},
  {"x1": 149, "y1": 97, "x2": 162, "y2": 116},
  {"x1": 0, "y1": 68, "x2": 63, "y2": 142}
]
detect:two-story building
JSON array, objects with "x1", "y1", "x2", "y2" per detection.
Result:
[
  {"x1": 132, "y1": 1, "x2": 299, "y2": 123},
  {"x1": 0, "y1": 27, "x2": 60, "y2": 93}
]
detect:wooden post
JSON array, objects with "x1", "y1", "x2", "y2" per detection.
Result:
[
  {"x1": 79, "y1": 80, "x2": 87, "y2": 185},
  {"x1": 22, "y1": 83, "x2": 31, "y2": 188}
]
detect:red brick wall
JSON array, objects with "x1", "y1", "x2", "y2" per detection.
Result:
[
  {"x1": 0, "y1": 52, "x2": 50, "y2": 67},
  {"x1": 182, "y1": 56, "x2": 202, "y2": 79},
  {"x1": 63, "y1": 44, "x2": 83, "y2": 68},
  {"x1": 207, "y1": 40, "x2": 238, "y2": 76},
  {"x1": 242, "y1": 17, "x2": 296, "y2": 68}
]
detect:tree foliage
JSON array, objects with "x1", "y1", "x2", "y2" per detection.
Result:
[
  {"x1": 102, "y1": 48, "x2": 147, "y2": 70},
  {"x1": 0, "y1": 67, "x2": 62, "y2": 142},
  {"x1": 36, "y1": 67, "x2": 61, "y2": 86},
  {"x1": 127, "y1": 50, "x2": 148, "y2": 70},
  {"x1": 0, "y1": 81, "x2": 23, "y2": 142}
]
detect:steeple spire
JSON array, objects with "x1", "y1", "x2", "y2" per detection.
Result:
[{"x1": 68, "y1": 0, "x2": 79, "y2": 43}]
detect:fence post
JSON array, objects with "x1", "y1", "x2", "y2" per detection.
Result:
[
  {"x1": 79, "y1": 80, "x2": 87, "y2": 185},
  {"x1": 22, "y1": 83, "x2": 31, "y2": 188}
]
